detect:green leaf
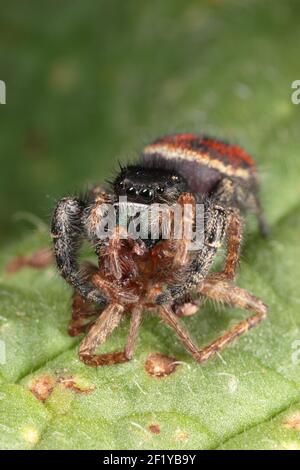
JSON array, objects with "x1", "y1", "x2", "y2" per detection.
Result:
[
  {"x1": 0, "y1": 203, "x2": 300, "y2": 449},
  {"x1": 1, "y1": 0, "x2": 300, "y2": 450},
  {"x1": 0, "y1": 384, "x2": 50, "y2": 450},
  {"x1": 219, "y1": 402, "x2": 300, "y2": 450}
]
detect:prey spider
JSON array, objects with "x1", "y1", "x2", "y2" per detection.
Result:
[{"x1": 51, "y1": 133, "x2": 268, "y2": 367}]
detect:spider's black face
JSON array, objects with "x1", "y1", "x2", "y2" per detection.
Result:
[{"x1": 113, "y1": 165, "x2": 188, "y2": 205}]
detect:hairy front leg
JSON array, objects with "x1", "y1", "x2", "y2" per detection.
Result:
[
  {"x1": 68, "y1": 262, "x2": 105, "y2": 336},
  {"x1": 155, "y1": 204, "x2": 228, "y2": 305},
  {"x1": 51, "y1": 197, "x2": 107, "y2": 305}
]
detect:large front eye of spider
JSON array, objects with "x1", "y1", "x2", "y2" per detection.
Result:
[
  {"x1": 139, "y1": 188, "x2": 154, "y2": 201},
  {"x1": 126, "y1": 186, "x2": 138, "y2": 197}
]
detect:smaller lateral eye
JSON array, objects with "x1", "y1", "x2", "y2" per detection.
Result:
[
  {"x1": 119, "y1": 181, "x2": 125, "y2": 189},
  {"x1": 208, "y1": 231, "x2": 215, "y2": 244},
  {"x1": 156, "y1": 187, "x2": 164, "y2": 194}
]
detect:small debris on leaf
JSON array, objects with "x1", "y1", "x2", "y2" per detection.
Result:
[{"x1": 145, "y1": 353, "x2": 178, "y2": 378}]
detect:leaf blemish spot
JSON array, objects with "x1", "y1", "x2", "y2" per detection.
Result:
[
  {"x1": 29, "y1": 375, "x2": 56, "y2": 401},
  {"x1": 283, "y1": 412, "x2": 300, "y2": 431},
  {"x1": 174, "y1": 429, "x2": 189, "y2": 442},
  {"x1": 144, "y1": 353, "x2": 178, "y2": 378},
  {"x1": 28, "y1": 374, "x2": 95, "y2": 401},
  {"x1": 148, "y1": 423, "x2": 160, "y2": 434},
  {"x1": 21, "y1": 426, "x2": 40, "y2": 445},
  {"x1": 5, "y1": 247, "x2": 53, "y2": 274},
  {"x1": 57, "y1": 375, "x2": 96, "y2": 394}
]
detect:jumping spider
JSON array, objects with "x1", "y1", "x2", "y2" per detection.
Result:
[{"x1": 51, "y1": 133, "x2": 269, "y2": 367}]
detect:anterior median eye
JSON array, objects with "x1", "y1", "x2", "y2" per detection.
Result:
[
  {"x1": 140, "y1": 188, "x2": 154, "y2": 200},
  {"x1": 127, "y1": 186, "x2": 137, "y2": 196}
]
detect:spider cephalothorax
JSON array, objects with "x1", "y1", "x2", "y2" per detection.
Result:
[
  {"x1": 51, "y1": 133, "x2": 269, "y2": 367},
  {"x1": 113, "y1": 165, "x2": 188, "y2": 204}
]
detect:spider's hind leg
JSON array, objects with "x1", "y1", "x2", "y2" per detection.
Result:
[
  {"x1": 233, "y1": 179, "x2": 270, "y2": 239},
  {"x1": 247, "y1": 192, "x2": 270, "y2": 238},
  {"x1": 217, "y1": 207, "x2": 243, "y2": 282},
  {"x1": 158, "y1": 279, "x2": 267, "y2": 364},
  {"x1": 79, "y1": 305, "x2": 142, "y2": 366},
  {"x1": 194, "y1": 276, "x2": 268, "y2": 362}
]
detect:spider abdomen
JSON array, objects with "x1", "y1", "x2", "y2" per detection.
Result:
[{"x1": 141, "y1": 133, "x2": 257, "y2": 195}]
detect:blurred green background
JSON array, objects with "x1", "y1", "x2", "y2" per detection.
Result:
[{"x1": 0, "y1": 0, "x2": 299, "y2": 243}]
